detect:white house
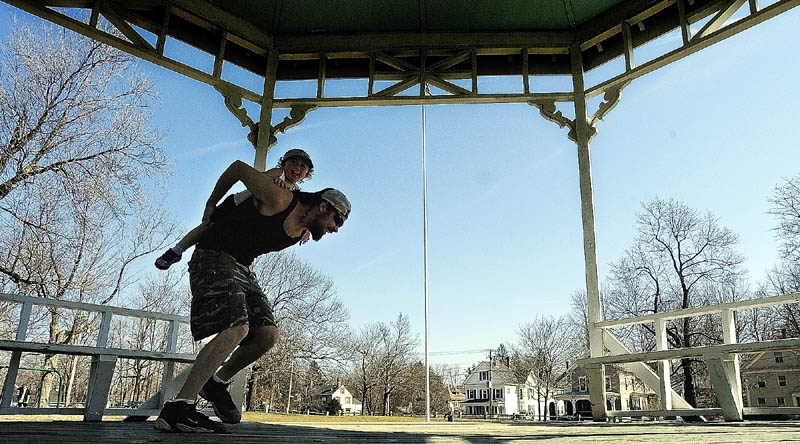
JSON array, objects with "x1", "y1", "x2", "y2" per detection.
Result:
[
  {"x1": 462, "y1": 359, "x2": 554, "y2": 418},
  {"x1": 313, "y1": 380, "x2": 362, "y2": 415}
]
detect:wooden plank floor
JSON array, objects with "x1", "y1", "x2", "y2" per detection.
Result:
[{"x1": 2, "y1": 420, "x2": 800, "y2": 443}]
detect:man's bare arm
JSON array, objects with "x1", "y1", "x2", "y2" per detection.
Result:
[{"x1": 204, "y1": 161, "x2": 291, "y2": 221}]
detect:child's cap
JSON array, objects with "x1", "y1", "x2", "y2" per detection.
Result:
[
  {"x1": 321, "y1": 188, "x2": 351, "y2": 217},
  {"x1": 284, "y1": 148, "x2": 313, "y2": 169}
]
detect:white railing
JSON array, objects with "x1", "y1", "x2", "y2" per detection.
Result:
[
  {"x1": 578, "y1": 292, "x2": 800, "y2": 421},
  {"x1": 0, "y1": 293, "x2": 193, "y2": 420}
]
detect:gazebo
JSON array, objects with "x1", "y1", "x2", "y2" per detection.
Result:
[{"x1": 2, "y1": 0, "x2": 799, "y2": 422}]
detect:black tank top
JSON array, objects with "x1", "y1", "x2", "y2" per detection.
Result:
[{"x1": 197, "y1": 193, "x2": 302, "y2": 266}]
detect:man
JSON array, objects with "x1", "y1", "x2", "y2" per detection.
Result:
[{"x1": 155, "y1": 160, "x2": 350, "y2": 433}]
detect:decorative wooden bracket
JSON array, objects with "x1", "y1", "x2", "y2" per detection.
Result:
[
  {"x1": 216, "y1": 86, "x2": 317, "y2": 149},
  {"x1": 530, "y1": 101, "x2": 577, "y2": 142},
  {"x1": 216, "y1": 86, "x2": 258, "y2": 145},
  {"x1": 268, "y1": 104, "x2": 318, "y2": 148},
  {"x1": 530, "y1": 81, "x2": 629, "y2": 144},
  {"x1": 587, "y1": 81, "x2": 630, "y2": 142}
]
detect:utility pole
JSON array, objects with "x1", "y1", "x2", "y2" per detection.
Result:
[{"x1": 488, "y1": 349, "x2": 493, "y2": 418}]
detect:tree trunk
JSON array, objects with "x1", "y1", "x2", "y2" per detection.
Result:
[
  {"x1": 64, "y1": 355, "x2": 79, "y2": 405},
  {"x1": 681, "y1": 357, "x2": 697, "y2": 407},
  {"x1": 39, "y1": 309, "x2": 64, "y2": 407},
  {"x1": 382, "y1": 389, "x2": 390, "y2": 415}
]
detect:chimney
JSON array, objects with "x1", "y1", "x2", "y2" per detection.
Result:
[
  {"x1": 781, "y1": 328, "x2": 787, "y2": 339},
  {"x1": 566, "y1": 360, "x2": 570, "y2": 370},
  {"x1": 336, "y1": 377, "x2": 342, "y2": 387}
]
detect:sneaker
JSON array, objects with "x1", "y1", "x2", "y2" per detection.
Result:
[
  {"x1": 155, "y1": 400, "x2": 227, "y2": 433},
  {"x1": 155, "y1": 248, "x2": 182, "y2": 270},
  {"x1": 199, "y1": 377, "x2": 242, "y2": 424}
]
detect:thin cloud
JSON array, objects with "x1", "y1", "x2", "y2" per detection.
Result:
[{"x1": 178, "y1": 140, "x2": 249, "y2": 160}]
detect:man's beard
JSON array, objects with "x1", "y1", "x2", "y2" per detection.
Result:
[{"x1": 308, "y1": 218, "x2": 327, "y2": 241}]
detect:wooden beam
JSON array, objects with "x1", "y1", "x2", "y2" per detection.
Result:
[
  {"x1": 1, "y1": 0, "x2": 262, "y2": 103},
  {"x1": 273, "y1": 92, "x2": 574, "y2": 108},
  {"x1": 0, "y1": 293, "x2": 188, "y2": 323},
  {"x1": 274, "y1": 31, "x2": 572, "y2": 54},
  {"x1": 0, "y1": 339, "x2": 196, "y2": 363},
  {"x1": 213, "y1": 29, "x2": 227, "y2": 78},
  {"x1": 692, "y1": 0, "x2": 747, "y2": 41},
  {"x1": 597, "y1": 292, "x2": 800, "y2": 329},
  {"x1": 586, "y1": 0, "x2": 800, "y2": 100},
  {"x1": 100, "y1": 2, "x2": 154, "y2": 50},
  {"x1": 317, "y1": 53, "x2": 327, "y2": 99},
  {"x1": 580, "y1": 337, "x2": 800, "y2": 365}
]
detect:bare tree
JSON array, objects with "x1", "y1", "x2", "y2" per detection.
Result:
[
  {"x1": 0, "y1": 22, "x2": 165, "y2": 204},
  {"x1": 245, "y1": 250, "x2": 350, "y2": 411},
  {"x1": 516, "y1": 315, "x2": 572, "y2": 420},
  {"x1": 377, "y1": 313, "x2": 418, "y2": 415},
  {"x1": 606, "y1": 197, "x2": 746, "y2": 407},
  {"x1": 758, "y1": 175, "x2": 800, "y2": 338},
  {"x1": 252, "y1": 250, "x2": 350, "y2": 361},
  {"x1": 432, "y1": 363, "x2": 464, "y2": 389},
  {"x1": 769, "y1": 174, "x2": 800, "y2": 264},
  {"x1": 348, "y1": 324, "x2": 382, "y2": 415},
  {"x1": 0, "y1": 22, "x2": 175, "y2": 406}
]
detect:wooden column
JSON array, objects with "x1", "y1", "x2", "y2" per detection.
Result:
[
  {"x1": 570, "y1": 43, "x2": 606, "y2": 422},
  {"x1": 254, "y1": 48, "x2": 279, "y2": 171}
]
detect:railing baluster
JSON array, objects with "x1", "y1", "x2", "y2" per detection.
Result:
[
  {"x1": 1, "y1": 301, "x2": 33, "y2": 408},
  {"x1": 96, "y1": 310, "x2": 113, "y2": 347},
  {"x1": 655, "y1": 318, "x2": 672, "y2": 413},
  {"x1": 159, "y1": 320, "x2": 179, "y2": 408}
]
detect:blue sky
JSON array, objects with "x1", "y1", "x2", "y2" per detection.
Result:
[{"x1": 2, "y1": 4, "x2": 799, "y2": 368}]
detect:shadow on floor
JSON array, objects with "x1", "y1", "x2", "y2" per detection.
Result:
[{"x1": 2, "y1": 419, "x2": 800, "y2": 443}]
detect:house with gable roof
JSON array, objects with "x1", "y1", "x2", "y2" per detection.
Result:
[{"x1": 312, "y1": 378, "x2": 362, "y2": 414}]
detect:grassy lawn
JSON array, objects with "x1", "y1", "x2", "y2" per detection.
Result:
[
  {"x1": 244, "y1": 412, "x2": 434, "y2": 423},
  {"x1": 0, "y1": 412, "x2": 452, "y2": 423}
]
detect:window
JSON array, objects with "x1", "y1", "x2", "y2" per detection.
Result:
[
  {"x1": 467, "y1": 390, "x2": 476, "y2": 399},
  {"x1": 345, "y1": 397, "x2": 351, "y2": 404},
  {"x1": 757, "y1": 397, "x2": 767, "y2": 407},
  {"x1": 795, "y1": 397, "x2": 800, "y2": 407},
  {"x1": 494, "y1": 388, "x2": 503, "y2": 399},
  {"x1": 775, "y1": 352, "x2": 784, "y2": 363},
  {"x1": 479, "y1": 371, "x2": 490, "y2": 381},
  {"x1": 778, "y1": 375, "x2": 787, "y2": 387},
  {"x1": 757, "y1": 375, "x2": 767, "y2": 388},
  {"x1": 777, "y1": 397, "x2": 786, "y2": 407},
  {"x1": 480, "y1": 389, "x2": 488, "y2": 399},
  {"x1": 579, "y1": 376, "x2": 587, "y2": 392}
]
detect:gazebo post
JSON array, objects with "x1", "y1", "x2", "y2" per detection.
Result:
[
  {"x1": 253, "y1": 48, "x2": 279, "y2": 171},
  {"x1": 569, "y1": 43, "x2": 607, "y2": 422}
]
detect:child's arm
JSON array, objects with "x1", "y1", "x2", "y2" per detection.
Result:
[
  {"x1": 204, "y1": 161, "x2": 291, "y2": 222},
  {"x1": 264, "y1": 167, "x2": 293, "y2": 190}
]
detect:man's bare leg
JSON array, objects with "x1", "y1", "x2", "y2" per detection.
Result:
[
  {"x1": 216, "y1": 325, "x2": 279, "y2": 381},
  {"x1": 175, "y1": 324, "x2": 248, "y2": 400}
]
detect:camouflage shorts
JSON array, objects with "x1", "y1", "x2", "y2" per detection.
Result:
[{"x1": 188, "y1": 248, "x2": 276, "y2": 342}]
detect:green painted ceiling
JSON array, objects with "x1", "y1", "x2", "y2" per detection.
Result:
[{"x1": 213, "y1": 0, "x2": 623, "y2": 34}]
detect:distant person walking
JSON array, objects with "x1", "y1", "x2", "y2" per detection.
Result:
[{"x1": 16, "y1": 385, "x2": 30, "y2": 408}]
